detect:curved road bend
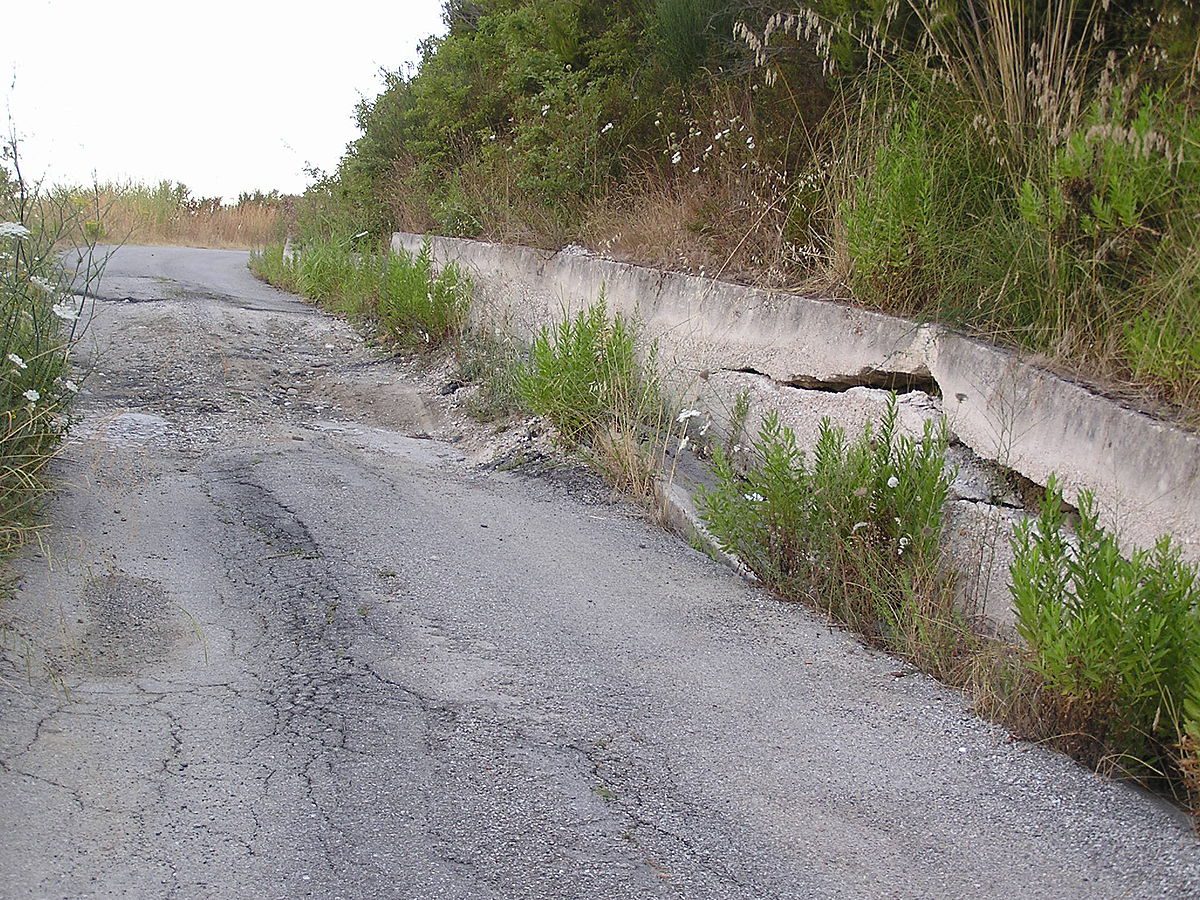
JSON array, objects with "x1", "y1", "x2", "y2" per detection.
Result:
[{"x1": 0, "y1": 245, "x2": 1197, "y2": 899}]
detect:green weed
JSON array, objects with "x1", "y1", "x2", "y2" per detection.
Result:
[
  {"x1": 699, "y1": 397, "x2": 964, "y2": 674},
  {"x1": 1012, "y1": 477, "x2": 1200, "y2": 787},
  {"x1": 0, "y1": 140, "x2": 94, "y2": 558},
  {"x1": 517, "y1": 300, "x2": 670, "y2": 498}
]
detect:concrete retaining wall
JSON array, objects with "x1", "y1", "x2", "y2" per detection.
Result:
[{"x1": 394, "y1": 232, "x2": 1200, "y2": 618}]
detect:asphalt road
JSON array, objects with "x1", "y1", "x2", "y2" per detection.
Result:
[{"x1": 1, "y1": 245, "x2": 1198, "y2": 899}]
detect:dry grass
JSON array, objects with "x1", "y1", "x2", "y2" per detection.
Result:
[
  {"x1": 102, "y1": 202, "x2": 283, "y2": 249},
  {"x1": 60, "y1": 183, "x2": 287, "y2": 250},
  {"x1": 95, "y1": 196, "x2": 284, "y2": 249}
]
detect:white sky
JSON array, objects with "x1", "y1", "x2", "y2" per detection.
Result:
[{"x1": 1, "y1": 0, "x2": 446, "y2": 200}]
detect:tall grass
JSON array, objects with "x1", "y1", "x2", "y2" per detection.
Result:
[
  {"x1": 699, "y1": 398, "x2": 968, "y2": 676},
  {"x1": 754, "y1": 0, "x2": 1200, "y2": 415},
  {"x1": 56, "y1": 181, "x2": 287, "y2": 250},
  {"x1": 516, "y1": 301, "x2": 673, "y2": 497}
]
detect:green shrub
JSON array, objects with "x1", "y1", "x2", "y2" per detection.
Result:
[
  {"x1": 517, "y1": 300, "x2": 658, "y2": 446},
  {"x1": 377, "y1": 247, "x2": 470, "y2": 348},
  {"x1": 1011, "y1": 477, "x2": 1200, "y2": 780},
  {"x1": 700, "y1": 398, "x2": 958, "y2": 665}
]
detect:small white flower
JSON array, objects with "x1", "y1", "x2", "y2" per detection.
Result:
[
  {"x1": 52, "y1": 301, "x2": 79, "y2": 322},
  {"x1": 677, "y1": 436, "x2": 690, "y2": 453},
  {"x1": 691, "y1": 166, "x2": 700, "y2": 174},
  {"x1": 670, "y1": 151, "x2": 682, "y2": 165},
  {"x1": 22, "y1": 388, "x2": 39, "y2": 403},
  {"x1": 0, "y1": 222, "x2": 31, "y2": 240},
  {"x1": 744, "y1": 492, "x2": 765, "y2": 503},
  {"x1": 62, "y1": 379, "x2": 78, "y2": 393},
  {"x1": 699, "y1": 419, "x2": 711, "y2": 437},
  {"x1": 600, "y1": 122, "x2": 614, "y2": 134},
  {"x1": 541, "y1": 104, "x2": 551, "y2": 116},
  {"x1": 7, "y1": 353, "x2": 27, "y2": 370},
  {"x1": 898, "y1": 535, "x2": 911, "y2": 556},
  {"x1": 887, "y1": 475, "x2": 899, "y2": 489},
  {"x1": 851, "y1": 521, "x2": 869, "y2": 533},
  {"x1": 676, "y1": 408, "x2": 701, "y2": 423}
]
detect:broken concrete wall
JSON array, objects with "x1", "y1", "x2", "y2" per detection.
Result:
[{"x1": 394, "y1": 232, "x2": 1200, "y2": 628}]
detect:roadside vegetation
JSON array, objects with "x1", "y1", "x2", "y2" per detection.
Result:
[
  {"x1": 699, "y1": 403, "x2": 1200, "y2": 807},
  {"x1": 256, "y1": 0, "x2": 1200, "y2": 812},
  {"x1": 289, "y1": 0, "x2": 1200, "y2": 421},
  {"x1": 57, "y1": 181, "x2": 287, "y2": 250},
  {"x1": 250, "y1": 239, "x2": 470, "y2": 350},
  {"x1": 0, "y1": 141, "x2": 94, "y2": 564}
]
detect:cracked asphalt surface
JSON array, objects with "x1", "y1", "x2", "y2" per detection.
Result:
[{"x1": 1, "y1": 245, "x2": 1198, "y2": 899}]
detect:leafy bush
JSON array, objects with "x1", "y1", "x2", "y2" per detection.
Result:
[
  {"x1": 1011, "y1": 477, "x2": 1200, "y2": 781},
  {"x1": 377, "y1": 247, "x2": 470, "y2": 347},
  {"x1": 700, "y1": 398, "x2": 960, "y2": 668}
]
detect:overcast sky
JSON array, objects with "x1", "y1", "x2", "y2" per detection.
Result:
[{"x1": 1, "y1": 1, "x2": 446, "y2": 200}]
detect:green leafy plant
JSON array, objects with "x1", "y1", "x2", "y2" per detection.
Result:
[
  {"x1": 1, "y1": 141, "x2": 95, "y2": 557},
  {"x1": 517, "y1": 300, "x2": 657, "y2": 445},
  {"x1": 700, "y1": 397, "x2": 960, "y2": 670},
  {"x1": 1011, "y1": 477, "x2": 1200, "y2": 782},
  {"x1": 516, "y1": 299, "x2": 670, "y2": 497}
]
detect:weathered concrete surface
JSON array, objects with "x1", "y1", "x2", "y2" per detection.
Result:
[
  {"x1": 393, "y1": 235, "x2": 934, "y2": 388},
  {"x1": 397, "y1": 233, "x2": 1200, "y2": 566},
  {"x1": 934, "y1": 331, "x2": 1200, "y2": 559},
  {"x1": 2, "y1": 245, "x2": 1198, "y2": 898}
]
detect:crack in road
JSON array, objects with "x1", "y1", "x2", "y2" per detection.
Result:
[{"x1": 1, "y1": 245, "x2": 1197, "y2": 899}]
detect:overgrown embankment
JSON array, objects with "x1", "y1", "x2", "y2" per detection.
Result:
[{"x1": 295, "y1": 0, "x2": 1200, "y2": 422}]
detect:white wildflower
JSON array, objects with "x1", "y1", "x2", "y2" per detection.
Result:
[
  {"x1": 851, "y1": 521, "x2": 869, "y2": 533},
  {"x1": 691, "y1": 166, "x2": 700, "y2": 174},
  {"x1": 7, "y1": 353, "x2": 27, "y2": 370},
  {"x1": 600, "y1": 122, "x2": 614, "y2": 134},
  {"x1": 0, "y1": 222, "x2": 31, "y2": 240},
  {"x1": 887, "y1": 475, "x2": 899, "y2": 489},
  {"x1": 898, "y1": 535, "x2": 911, "y2": 556},
  {"x1": 31, "y1": 276, "x2": 55, "y2": 293},
  {"x1": 677, "y1": 436, "x2": 690, "y2": 453},
  {"x1": 744, "y1": 492, "x2": 765, "y2": 503},
  {"x1": 52, "y1": 301, "x2": 79, "y2": 322},
  {"x1": 699, "y1": 419, "x2": 711, "y2": 437},
  {"x1": 670, "y1": 151, "x2": 682, "y2": 165},
  {"x1": 22, "y1": 388, "x2": 39, "y2": 404},
  {"x1": 676, "y1": 408, "x2": 701, "y2": 423},
  {"x1": 541, "y1": 104, "x2": 551, "y2": 116}
]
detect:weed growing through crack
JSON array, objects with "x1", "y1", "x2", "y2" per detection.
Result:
[{"x1": 516, "y1": 299, "x2": 672, "y2": 500}]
